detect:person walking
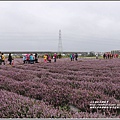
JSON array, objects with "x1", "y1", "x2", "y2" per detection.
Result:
[
  {"x1": 8, "y1": 53, "x2": 13, "y2": 65},
  {"x1": 1, "y1": 53, "x2": 5, "y2": 65}
]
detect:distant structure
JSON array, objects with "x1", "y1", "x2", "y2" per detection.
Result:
[
  {"x1": 111, "y1": 50, "x2": 120, "y2": 55},
  {"x1": 58, "y1": 30, "x2": 63, "y2": 54}
]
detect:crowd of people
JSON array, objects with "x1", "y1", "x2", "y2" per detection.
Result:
[
  {"x1": 23, "y1": 53, "x2": 58, "y2": 64},
  {"x1": 0, "y1": 52, "x2": 120, "y2": 65},
  {"x1": 0, "y1": 52, "x2": 58, "y2": 65},
  {"x1": 23, "y1": 53, "x2": 39, "y2": 64},
  {"x1": 0, "y1": 52, "x2": 14, "y2": 65},
  {"x1": 43, "y1": 53, "x2": 58, "y2": 63},
  {"x1": 70, "y1": 53, "x2": 78, "y2": 61},
  {"x1": 103, "y1": 52, "x2": 119, "y2": 59}
]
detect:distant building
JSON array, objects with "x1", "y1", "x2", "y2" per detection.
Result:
[{"x1": 111, "y1": 50, "x2": 120, "y2": 55}]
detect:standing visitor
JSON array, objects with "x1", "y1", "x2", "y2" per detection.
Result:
[
  {"x1": 35, "y1": 53, "x2": 39, "y2": 63},
  {"x1": 96, "y1": 54, "x2": 98, "y2": 59},
  {"x1": 72, "y1": 53, "x2": 75, "y2": 61},
  {"x1": 103, "y1": 53, "x2": 106, "y2": 59},
  {"x1": 70, "y1": 54, "x2": 73, "y2": 61},
  {"x1": 0, "y1": 52, "x2": 2, "y2": 65},
  {"x1": 1, "y1": 53, "x2": 5, "y2": 65},
  {"x1": 53, "y1": 53, "x2": 57, "y2": 62},
  {"x1": 106, "y1": 53, "x2": 108, "y2": 59},
  {"x1": 26, "y1": 54, "x2": 30, "y2": 63},
  {"x1": 48, "y1": 55, "x2": 51, "y2": 63},
  {"x1": 8, "y1": 53, "x2": 13, "y2": 65},
  {"x1": 46, "y1": 54, "x2": 49, "y2": 61},
  {"x1": 107, "y1": 53, "x2": 110, "y2": 59},
  {"x1": 23, "y1": 55, "x2": 26, "y2": 64},
  {"x1": 116, "y1": 54, "x2": 118, "y2": 58},
  {"x1": 44, "y1": 54, "x2": 47, "y2": 63},
  {"x1": 75, "y1": 53, "x2": 78, "y2": 61},
  {"x1": 29, "y1": 54, "x2": 34, "y2": 64}
]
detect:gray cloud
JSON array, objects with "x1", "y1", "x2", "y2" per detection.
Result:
[{"x1": 0, "y1": 1, "x2": 120, "y2": 52}]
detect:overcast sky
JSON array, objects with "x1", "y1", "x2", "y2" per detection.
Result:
[{"x1": 0, "y1": 1, "x2": 120, "y2": 52}]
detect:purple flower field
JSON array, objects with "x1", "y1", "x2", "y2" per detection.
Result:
[{"x1": 0, "y1": 58, "x2": 120, "y2": 118}]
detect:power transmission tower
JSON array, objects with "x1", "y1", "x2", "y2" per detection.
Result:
[{"x1": 58, "y1": 30, "x2": 63, "y2": 54}]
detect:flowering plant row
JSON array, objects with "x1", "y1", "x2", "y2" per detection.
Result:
[{"x1": 0, "y1": 58, "x2": 119, "y2": 118}]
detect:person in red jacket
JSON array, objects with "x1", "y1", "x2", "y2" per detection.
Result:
[{"x1": 53, "y1": 53, "x2": 57, "y2": 62}]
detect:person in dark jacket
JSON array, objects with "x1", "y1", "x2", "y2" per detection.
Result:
[
  {"x1": 75, "y1": 53, "x2": 78, "y2": 61},
  {"x1": 35, "y1": 53, "x2": 38, "y2": 63},
  {"x1": 8, "y1": 53, "x2": 13, "y2": 65},
  {"x1": 103, "y1": 53, "x2": 106, "y2": 59}
]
